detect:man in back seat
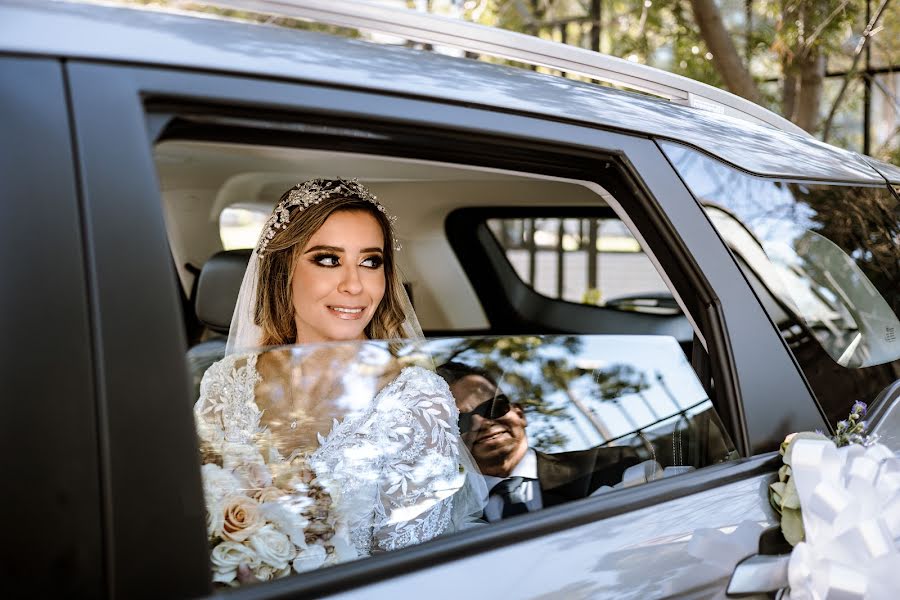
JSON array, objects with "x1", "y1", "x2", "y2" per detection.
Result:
[{"x1": 437, "y1": 362, "x2": 639, "y2": 522}]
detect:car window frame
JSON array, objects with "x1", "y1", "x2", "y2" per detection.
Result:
[{"x1": 64, "y1": 59, "x2": 825, "y2": 598}]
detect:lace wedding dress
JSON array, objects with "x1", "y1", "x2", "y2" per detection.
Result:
[{"x1": 194, "y1": 351, "x2": 473, "y2": 561}]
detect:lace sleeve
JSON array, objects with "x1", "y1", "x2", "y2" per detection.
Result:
[{"x1": 370, "y1": 367, "x2": 464, "y2": 553}]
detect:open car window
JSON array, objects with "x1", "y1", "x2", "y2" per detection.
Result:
[{"x1": 193, "y1": 334, "x2": 737, "y2": 587}]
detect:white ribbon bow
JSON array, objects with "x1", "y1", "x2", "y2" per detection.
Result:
[{"x1": 787, "y1": 438, "x2": 900, "y2": 599}]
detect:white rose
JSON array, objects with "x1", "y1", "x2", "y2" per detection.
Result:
[
  {"x1": 293, "y1": 544, "x2": 327, "y2": 573},
  {"x1": 223, "y1": 442, "x2": 272, "y2": 490},
  {"x1": 210, "y1": 540, "x2": 258, "y2": 585},
  {"x1": 240, "y1": 461, "x2": 274, "y2": 491},
  {"x1": 201, "y1": 463, "x2": 242, "y2": 506},
  {"x1": 221, "y1": 495, "x2": 264, "y2": 542},
  {"x1": 259, "y1": 501, "x2": 310, "y2": 548},
  {"x1": 248, "y1": 524, "x2": 297, "y2": 570},
  {"x1": 223, "y1": 441, "x2": 266, "y2": 471}
]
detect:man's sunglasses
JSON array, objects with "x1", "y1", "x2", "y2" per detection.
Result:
[{"x1": 458, "y1": 394, "x2": 512, "y2": 434}]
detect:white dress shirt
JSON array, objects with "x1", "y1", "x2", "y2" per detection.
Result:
[{"x1": 482, "y1": 448, "x2": 543, "y2": 521}]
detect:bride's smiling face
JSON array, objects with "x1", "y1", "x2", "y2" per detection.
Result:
[{"x1": 291, "y1": 210, "x2": 386, "y2": 344}]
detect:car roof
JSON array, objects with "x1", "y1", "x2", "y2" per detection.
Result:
[{"x1": 4, "y1": 0, "x2": 897, "y2": 185}]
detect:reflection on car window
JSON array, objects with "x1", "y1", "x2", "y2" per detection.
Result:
[
  {"x1": 193, "y1": 334, "x2": 736, "y2": 586},
  {"x1": 662, "y1": 142, "x2": 900, "y2": 422}
]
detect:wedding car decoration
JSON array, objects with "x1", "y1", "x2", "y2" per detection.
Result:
[
  {"x1": 770, "y1": 402, "x2": 900, "y2": 599},
  {"x1": 200, "y1": 447, "x2": 355, "y2": 585}
]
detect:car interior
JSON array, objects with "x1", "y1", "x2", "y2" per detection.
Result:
[
  {"x1": 158, "y1": 141, "x2": 692, "y2": 342},
  {"x1": 154, "y1": 136, "x2": 737, "y2": 496}
]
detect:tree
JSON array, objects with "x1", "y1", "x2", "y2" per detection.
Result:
[
  {"x1": 464, "y1": 0, "x2": 895, "y2": 141},
  {"x1": 689, "y1": 0, "x2": 762, "y2": 104}
]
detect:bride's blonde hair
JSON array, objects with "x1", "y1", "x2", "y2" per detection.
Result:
[{"x1": 255, "y1": 187, "x2": 407, "y2": 347}]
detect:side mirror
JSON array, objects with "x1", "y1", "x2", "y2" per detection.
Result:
[{"x1": 726, "y1": 553, "x2": 789, "y2": 597}]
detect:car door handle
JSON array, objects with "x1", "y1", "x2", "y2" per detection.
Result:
[{"x1": 726, "y1": 553, "x2": 789, "y2": 597}]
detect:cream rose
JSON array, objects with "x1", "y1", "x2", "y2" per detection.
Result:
[
  {"x1": 253, "y1": 563, "x2": 292, "y2": 582},
  {"x1": 221, "y1": 495, "x2": 264, "y2": 542},
  {"x1": 248, "y1": 524, "x2": 297, "y2": 570},
  {"x1": 210, "y1": 540, "x2": 258, "y2": 585}
]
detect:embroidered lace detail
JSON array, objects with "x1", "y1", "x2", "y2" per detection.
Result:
[
  {"x1": 195, "y1": 354, "x2": 263, "y2": 452},
  {"x1": 310, "y1": 366, "x2": 459, "y2": 555},
  {"x1": 195, "y1": 358, "x2": 461, "y2": 560}
]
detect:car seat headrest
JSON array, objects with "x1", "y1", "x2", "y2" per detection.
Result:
[{"x1": 195, "y1": 249, "x2": 252, "y2": 334}]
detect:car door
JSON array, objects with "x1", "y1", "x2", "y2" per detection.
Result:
[
  {"x1": 1, "y1": 56, "x2": 104, "y2": 598},
  {"x1": 62, "y1": 54, "x2": 828, "y2": 599}
]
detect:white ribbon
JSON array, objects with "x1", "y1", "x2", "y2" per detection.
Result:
[{"x1": 786, "y1": 439, "x2": 900, "y2": 600}]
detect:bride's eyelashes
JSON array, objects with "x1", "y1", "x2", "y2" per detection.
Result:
[
  {"x1": 309, "y1": 252, "x2": 383, "y2": 269},
  {"x1": 311, "y1": 252, "x2": 341, "y2": 268},
  {"x1": 360, "y1": 255, "x2": 383, "y2": 269}
]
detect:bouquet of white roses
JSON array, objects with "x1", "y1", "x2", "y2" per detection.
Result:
[{"x1": 200, "y1": 447, "x2": 354, "y2": 586}]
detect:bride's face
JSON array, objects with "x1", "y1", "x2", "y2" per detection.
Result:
[{"x1": 291, "y1": 210, "x2": 386, "y2": 344}]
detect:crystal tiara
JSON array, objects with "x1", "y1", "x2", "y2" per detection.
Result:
[{"x1": 256, "y1": 178, "x2": 400, "y2": 257}]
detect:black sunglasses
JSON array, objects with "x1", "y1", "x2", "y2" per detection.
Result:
[{"x1": 458, "y1": 394, "x2": 512, "y2": 434}]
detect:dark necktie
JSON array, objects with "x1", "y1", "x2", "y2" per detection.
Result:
[{"x1": 491, "y1": 476, "x2": 529, "y2": 519}]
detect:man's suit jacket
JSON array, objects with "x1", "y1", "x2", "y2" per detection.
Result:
[{"x1": 536, "y1": 445, "x2": 641, "y2": 508}]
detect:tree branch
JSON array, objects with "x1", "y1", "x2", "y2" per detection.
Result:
[{"x1": 822, "y1": 0, "x2": 892, "y2": 142}]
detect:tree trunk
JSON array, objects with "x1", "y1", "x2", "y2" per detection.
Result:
[
  {"x1": 794, "y1": 49, "x2": 825, "y2": 133},
  {"x1": 689, "y1": 0, "x2": 762, "y2": 104},
  {"x1": 782, "y1": 61, "x2": 798, "y2": 121}
]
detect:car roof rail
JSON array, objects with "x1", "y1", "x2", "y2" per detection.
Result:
[{"x1": 203, "y1": 0, "x2": 811, "y2": 138}]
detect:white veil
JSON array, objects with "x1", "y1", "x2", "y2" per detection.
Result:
[{"x1": 222, "y1": 179, "x2": 487, "y2": 534}]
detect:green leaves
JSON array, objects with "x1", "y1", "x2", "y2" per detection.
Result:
[
  {"x1": 769, "y1": 469, "x2": 805, "y2": 545},
  {"x1": 781, "y1": 507, "x2": 806, "y2": 546}
]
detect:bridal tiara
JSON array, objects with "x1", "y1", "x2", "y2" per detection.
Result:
[{"x1": 256, "y1": 178, "x2": 400, "y2": 257}]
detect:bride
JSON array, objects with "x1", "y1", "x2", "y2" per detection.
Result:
[{"x1": 194, "y1": 179, "x2": 486, "y2": 585}]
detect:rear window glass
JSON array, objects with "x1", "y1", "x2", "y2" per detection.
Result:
[
  {"x1": 220, "y1": 206, "x2": 268, "y2": 250},
  {"x1": 487, "y1": 217, "x2": 674, "y2": 313}
]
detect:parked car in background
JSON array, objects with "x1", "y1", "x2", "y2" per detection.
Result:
[{"x1": 3, "y1": 1, "x2": 899, "y2": 598}]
